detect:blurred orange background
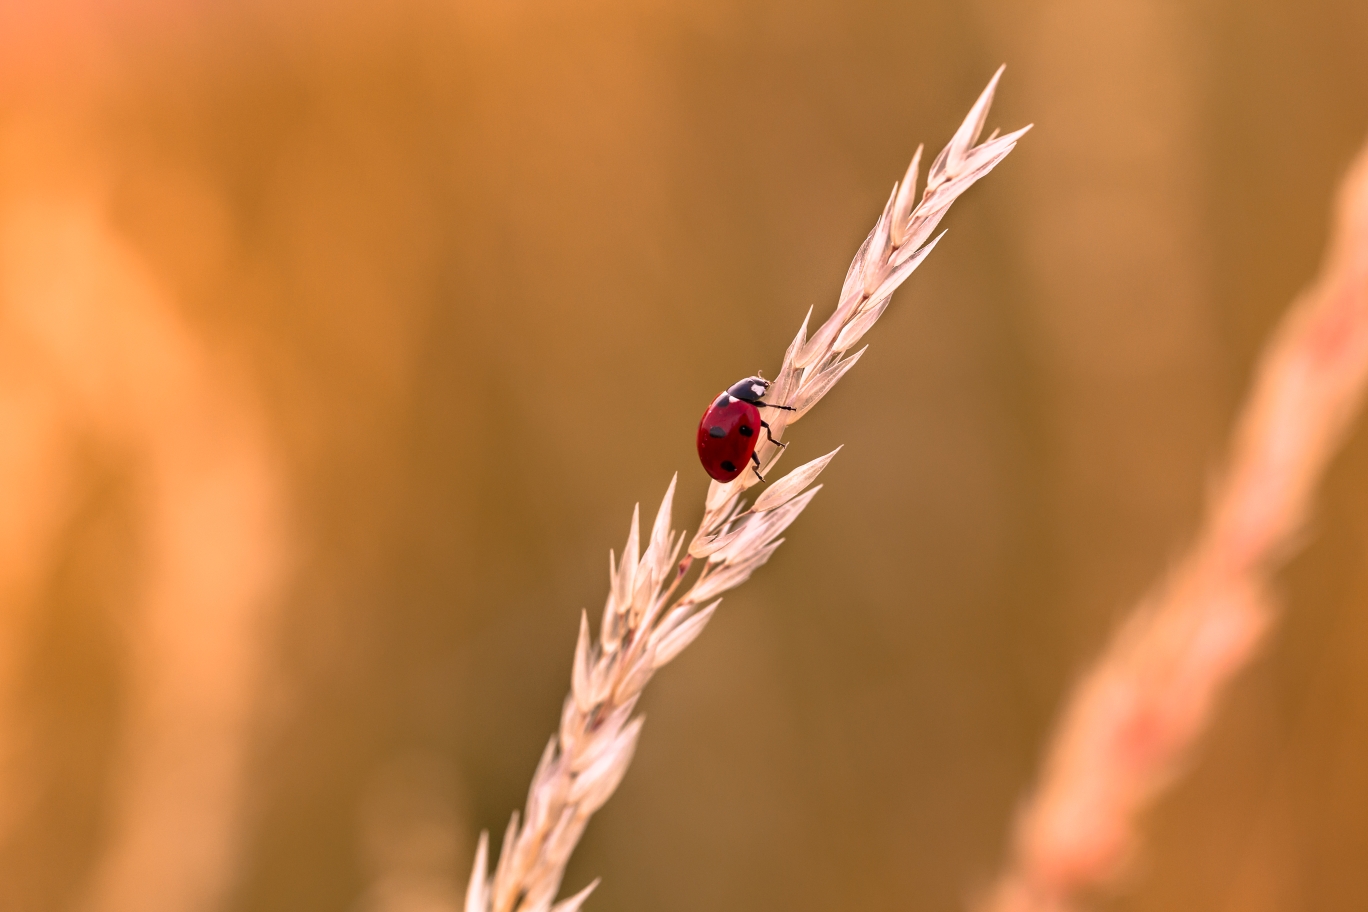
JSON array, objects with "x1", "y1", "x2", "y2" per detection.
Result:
[{"x1": 1, "y1": 1, "x2": 1367, "y2": 910}]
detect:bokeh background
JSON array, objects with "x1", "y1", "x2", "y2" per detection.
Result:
[{"x1": 1, "y1": 0, "x2": 1367, "y2": 910}]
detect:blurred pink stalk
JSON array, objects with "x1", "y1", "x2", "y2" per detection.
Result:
[
  {"x1": 982, "y1": 137, "x2": 1368, "y2": 912},
  {"x1": 0, "y1": 188, "x2": 287, "y2": 911}
]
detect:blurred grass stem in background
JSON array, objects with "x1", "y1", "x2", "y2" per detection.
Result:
[
  {"x1": 462, "y1": 69, "x2": 1028, "y2": 912},
  {"x1": 982, "y1": 136, "x2": 1368, "y2": 912}
]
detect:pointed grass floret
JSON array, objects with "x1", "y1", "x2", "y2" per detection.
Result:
[{"x1": 465, "y1": 68, "x2": 1029, "y2": 912}]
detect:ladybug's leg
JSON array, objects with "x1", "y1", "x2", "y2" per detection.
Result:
[
  {"x1": 759, "y1": 420, "x2": 787, "y2": 448},
  {"x1": 750, "y1": 451, "x2": 765, "y2": 482},
  {"x1": 755, "y1": 401, "x2": 797, "y2": 411}
]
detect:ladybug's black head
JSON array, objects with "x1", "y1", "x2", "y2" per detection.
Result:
[{"x1": 726, "y1": 375, "x2": 770, "y2": 403}]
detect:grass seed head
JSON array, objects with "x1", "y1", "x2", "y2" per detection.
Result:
[{"x1": 466, "y1": 68, "x2": 1028, "y2": 912}]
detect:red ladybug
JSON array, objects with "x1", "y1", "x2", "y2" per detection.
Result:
[{"x1": 696, "y1": 375, "x2": 794, "y2": 482}]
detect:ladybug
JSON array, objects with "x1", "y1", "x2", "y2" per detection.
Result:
[{"x1": 696, "y1": 374, "x2": 795, "y2": 482}]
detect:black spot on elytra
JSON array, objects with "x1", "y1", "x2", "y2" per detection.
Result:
[
  {"x1": 738, "y1": 425, "x2": 753, "y2": 437},
  {"x1": 708, "y1": 426, "x2": 726, "y2": 438},
  {"x1": 720, "y1": 460, "x2": 736, "y2": 473}
]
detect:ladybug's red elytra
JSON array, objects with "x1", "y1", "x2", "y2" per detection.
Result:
[{"x1": 696, "y1": 375, "x2": 795, "y2": 482}]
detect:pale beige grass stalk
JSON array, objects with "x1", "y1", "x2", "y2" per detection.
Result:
[
  {"x1": 980, "y1": 136, "x2": 1368, "y2": 912},
  {"x1": 463, "y1": 69, "x2": 1030, "y2": 912}
]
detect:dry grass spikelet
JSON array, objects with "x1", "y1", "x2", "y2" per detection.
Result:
[{"x1": 464, "y1": 68, "x2": 1030, "y2": 912}]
